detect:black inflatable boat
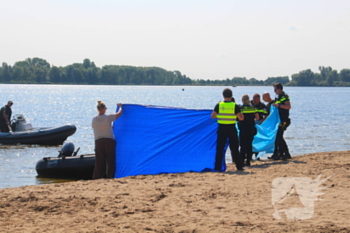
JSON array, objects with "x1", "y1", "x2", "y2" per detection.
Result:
[
  {"x1": 0, "y1": 114, "x2": 76, "y2": 145},
  {"x1": 36, "y1": 142, "x2": 95, "y2": 179}
]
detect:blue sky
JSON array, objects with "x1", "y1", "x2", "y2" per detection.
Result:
[{"x1": 1, "y1": 0, "x2": 349, "y2": 80}]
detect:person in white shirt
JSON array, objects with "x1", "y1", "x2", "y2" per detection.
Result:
[{"x1": 92, "y1": 100, "x2": 122, "y2": 179}]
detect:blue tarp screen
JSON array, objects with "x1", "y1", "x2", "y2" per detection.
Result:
[
  {"x1": 253, "y1": 106, "x2": 280, "y2": 154},
  {"x1": 113, "y1": 104, "x2": 280, "y2": 178}
]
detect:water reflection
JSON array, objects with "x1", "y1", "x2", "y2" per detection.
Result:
[{"x1": 0, "y1": 84, "x2": 349, "y2": 189}]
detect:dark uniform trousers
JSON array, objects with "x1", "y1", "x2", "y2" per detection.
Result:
[
  {"x1": 93, "y1": 138, "x2": 116, "y2": 179},
  {"x1": 274, "y1": 119, "x2": 291, "y2": 156},
  {"x1": 239, "y1": 125, "x2": 257, "y2": 164},
  {"x1": 0, "y1": 105, "x2": 11, "y2": 132},
  {"x1": 0, "y1": 121, "x2": 9, "y2": 132},
  {"x1": 215, "y1": 124, "x2": 243, "y2": 171}
]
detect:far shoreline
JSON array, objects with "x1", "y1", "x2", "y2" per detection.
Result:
[{"x1": 1, "y1": 83, "x2": 350, "y2": 87}]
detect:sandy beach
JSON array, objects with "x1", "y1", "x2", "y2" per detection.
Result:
[{"x1": 0, "y1": 151, "x2": 349, "y2": 232}]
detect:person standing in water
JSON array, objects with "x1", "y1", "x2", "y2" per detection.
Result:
[{"x1": 92, "y1": 100, "x2": 123, "y2": 179}]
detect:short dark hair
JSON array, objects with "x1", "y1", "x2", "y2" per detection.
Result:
[
  {"x1": 222, "y1": 88, "x2": 233, "y2": 98},
  {"x1": 253, "y1": 93, "x2": 260, "y2": 98},
  {"x1": 273, "y1": 83, "x2": 283, "y2": 90}
]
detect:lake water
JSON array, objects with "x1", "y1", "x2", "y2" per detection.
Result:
[{"x1": 0, "y1": 84, "x2": 349, "y2": 189}]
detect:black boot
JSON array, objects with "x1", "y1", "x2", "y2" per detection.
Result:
[
  {"x1": 268, "y1": 147, "x2": 280, "y2": 159},
  {"x1": 246, "y1": 153, "x2": 252, "y2": 166},
  {"x1": 281, "y1": 151, "x2": 292, "y2": 161},
  {"x1": 284, "y1": 151, "x2": 292, "y2": 159},
  {"x1": 236, "y1": 161, "x2": 244, "y2": 171},
  {"x1": 268, "y1": 152, "x2": 280, "y2": 160}
]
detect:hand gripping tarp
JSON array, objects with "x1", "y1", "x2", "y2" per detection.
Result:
[{"x1": 113, "y1": 104, "x2": 280, "y2": 178}]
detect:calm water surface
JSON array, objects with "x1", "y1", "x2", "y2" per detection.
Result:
[{"x1": 0, "y1": 84, "x2": 349, "y2": 189}]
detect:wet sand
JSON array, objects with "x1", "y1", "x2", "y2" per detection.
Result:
[{"x1": 0, "y1": 151, "x2": 349, "y2": 232}]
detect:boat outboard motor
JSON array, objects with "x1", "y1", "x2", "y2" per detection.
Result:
[
  {"x1": 11, "y1": 121, "x2": 16, "y2": 132},
  {"x1": 59, "y1": 141, "x2": 75, "y2": 157},
  {"x1": 11, "y1": 114, "x2": 33, "y2": 132}
]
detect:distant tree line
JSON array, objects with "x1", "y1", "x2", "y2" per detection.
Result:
[
  {"x1": 0, "y1": 58, "x2": 192, "y2": 85},
  {"x1": 0, "y1": 58, "x2": 349, "y2": 86},
  {"x1": 194, "y1": 76, "x2": 290, "y2": 86},
  {"x1": 288, "y1": 66, "x2": 350, "y2": 86}
]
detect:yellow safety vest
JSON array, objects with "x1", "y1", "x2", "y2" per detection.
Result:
[{"x1": 216, "y1": 102, "x2": 237, "y2": 124}]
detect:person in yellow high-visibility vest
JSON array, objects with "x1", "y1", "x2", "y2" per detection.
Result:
[{"x1": 211, "y1": 88, "x2": 244, "y2": 171}]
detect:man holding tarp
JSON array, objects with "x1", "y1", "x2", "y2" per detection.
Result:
[
  {"x1": 211, "y1": 88, "x2": 244, "y2": 171},
  {"x1": 272, "y1": 83, "x2": 292, "y2": 160}
]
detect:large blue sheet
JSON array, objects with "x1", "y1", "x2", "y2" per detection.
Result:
[
  {"x1": 113, "y1": 104, "x2": 280, "y2": 178},
  {"x1": 113, "y1": 104, "x2": 217, "y2": 178},
  {"x1": 253, "y1": 106, "x2": 280, "y2": 154}
]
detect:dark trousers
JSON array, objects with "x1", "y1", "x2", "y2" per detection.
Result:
[
  {"x1": 274, "y1": 119, "x2": 290, "y2": 155},
  {"x1": 215, "y1": 124, "x2": 243, "y2": 171},
  {"x1": 0, "y1": 121, "x2": 9, "y2": 132},
  {"x1": 93, "y1": 138, "x2": 116, "y2": 179},
  {"x1": 239, "y1": 127, "x2": 256, "y2": 164}
]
